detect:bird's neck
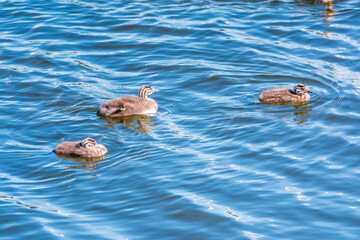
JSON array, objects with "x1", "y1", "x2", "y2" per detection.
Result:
[{"x1": 289, "y1": 88, "x2": 297, "y2": 95}]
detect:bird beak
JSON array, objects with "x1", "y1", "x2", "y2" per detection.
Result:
[
  {"x1": 154, "y1": 88, "x2": 159, "y2": 92},
  {"x1": 307, "y1": 90, "x2": 313, "y2": 93}
]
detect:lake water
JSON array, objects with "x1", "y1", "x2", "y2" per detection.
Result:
[{"x1": 1, "y1": 0, "x2": 360, "y2": 239}]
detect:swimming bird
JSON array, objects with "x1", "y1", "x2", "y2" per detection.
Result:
[
  {"x1": 54, "y1": 138, "x2": 107, "y2": 158},
  {"x1": 259, "y1": 83, "x2": 313, "y2": 104},
  {"x1": 99, "y1": 85, "x2": 159, "y2": 117}
]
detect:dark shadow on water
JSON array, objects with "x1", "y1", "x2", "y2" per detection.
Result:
[{"x1": 97, "y1": 112, "x2": 155, "y2": 134}]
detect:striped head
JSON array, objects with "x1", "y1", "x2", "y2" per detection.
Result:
[
  {"x1": 138, "y1": 85, "x2": 159, "y2": 100},
  {"x1": 80, "y1": 138, "x2": 97, "y2": 149},
  {"x1": 294, "y1": 83, "x2": 313, "y2": 95}
]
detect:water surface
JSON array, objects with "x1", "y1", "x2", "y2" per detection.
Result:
[{"x1": 1, "y1": 0, "x2": 360, "y2": 239}]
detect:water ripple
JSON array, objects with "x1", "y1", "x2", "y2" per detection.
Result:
[{"x1": 1, "y1": 0, "x2": 360, "y2": 239}]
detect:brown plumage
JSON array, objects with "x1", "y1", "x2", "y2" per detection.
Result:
[
  {"x1": 99, "y1": 85, "x2": 159, "y2": 117},
  {"x1": 54, "y1": 138, "x2": 107, "y2": 158},
  {"x1": 259, "y1": 83, "x2": 313, "y2": 104}
]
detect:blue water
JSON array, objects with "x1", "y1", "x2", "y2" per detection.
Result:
[{"x1": 1, "y1": 0, "x2": 360, "y2": 239}]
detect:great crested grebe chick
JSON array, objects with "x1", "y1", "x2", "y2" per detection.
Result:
[
  {"x1": 54, "y1": 138, "x2": 107, "y2": 158},
  {"x1": 99, "y1": 85, "x2": 159, "y2": 117},
  {"x1": 259, "y1": 83, "x2": 313, "y2": 104}
]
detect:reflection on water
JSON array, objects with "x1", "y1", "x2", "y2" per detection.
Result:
[
  {"x1": 323, "y1": 4, "x2": 337, "y2": 39},
  {"x1": 325, "y1": 2, "x2": 338, "y2": 21},
  {"x1": 56, "y1": 154, "x2": 107, "y2": 172},
  {"x1": 261, "y1": 102, "x2": 312, "y2": 124},
  {"x1": 260, "y1": 102, "x2": 310, "y2": 109},
  {"x1": 302, "y1": 0, "x2": 338, "y2": 37},
  {"x1": 99, "y1": 114, "x2": 155, "y2": 134},
  {"x1": 305, "y1": 0, "x2": 338, "y2": 17},
  {"x1": 293, "y1": 102, "x2": 311, "y2": 112},
  {"x1": 293, "y1": 104, "x2": 312, "y2": 124}
]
